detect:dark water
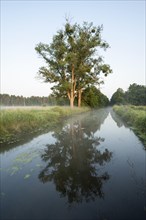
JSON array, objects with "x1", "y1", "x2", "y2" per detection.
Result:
[{"x1": 0, "y1": 108, "x2": 146, "y2": 220}]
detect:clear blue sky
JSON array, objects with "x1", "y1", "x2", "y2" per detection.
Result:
[{"x1": 1, "y1": 0, "x2": 145, "y2": 99}]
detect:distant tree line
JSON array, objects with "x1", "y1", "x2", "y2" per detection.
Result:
[
  {"x1": 0, "y1": 94, "x2": 56, "y2": 106},
  {"x1": 110, "y1": 83, "x2": 146, "y2": 106},
  {"x1": 0, "y1": 87, "x2": 109, "y2": 108},
  {"x1": 1, "y1": 83, "x2": 145, "y2": 107}
]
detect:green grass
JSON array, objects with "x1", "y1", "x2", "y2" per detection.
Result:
[
  {"x1": 0, "y1": 106, "x2": 89, "y2": 145},
  {"x1": 113, "y1": 105, "x2": 146, "y2": 146}
]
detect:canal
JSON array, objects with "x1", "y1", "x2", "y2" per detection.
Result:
[{"x1": 0, "y1": 108, "x2": 146, "y2": 220}]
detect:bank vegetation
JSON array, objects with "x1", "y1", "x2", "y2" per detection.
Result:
[
  {"x1": 113, "y1": 105, "x2": 146, "y2": 146},
  {"x1": 0, "y1": 106, "x2": 89, "y2": 145}
]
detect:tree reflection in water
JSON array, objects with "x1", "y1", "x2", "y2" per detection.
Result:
[
  {"x1": 110, "y1": 109, "x2": 125, "y2": 128},
  {"x1": 39, "y1": 109, "x2": 112, "y2": 204}
]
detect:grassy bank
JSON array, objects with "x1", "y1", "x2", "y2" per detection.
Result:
[
  {"x1": 113, "y1": 105, "x2": 146, "y2": 146},
  {"x1": 0, "y1": 106, "x2": 89, "y2": 145}
]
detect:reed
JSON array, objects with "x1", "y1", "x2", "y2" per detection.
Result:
[
  {"x1": 113, "y1": 105, "x2": 146, "y2": 145},
  {"x1": 0, "y1": 106, "x2": 89, "y2": 144}
]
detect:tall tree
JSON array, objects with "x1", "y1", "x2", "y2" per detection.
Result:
[
  {"x1": 110, "y1": 88, "x2": 125, "y2": 105},
  {"x1": 125, "y1": 83, "x2": 146, "y2": 105},
  {"x1": 35, "y1": 20, "x2": 112, "y2": 107}
]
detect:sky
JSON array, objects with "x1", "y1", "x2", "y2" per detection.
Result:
[{"x1": 1, "y1": 0, "x2": 145, "y2": 99}]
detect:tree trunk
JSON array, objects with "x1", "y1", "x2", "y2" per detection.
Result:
[
  {"x1": 70, "y1": 64, "x2": 75, "y2": 108},
  {"x1": 78, "y1": 89, "x2": 82, "y2": 107},
  {"x1": 70, "y1": 96, "x2": 74, "y2": 108},
  {"x1": 67, "y1": 91, "x2": 74, "y2": 108},
  {"x1": 67, "y1": 64, "x2": 76, "y2": 108}
]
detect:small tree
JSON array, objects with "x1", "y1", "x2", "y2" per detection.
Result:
[
  {"x1": 35, "y1": 20, "x2": 112, "y2": 107},
  {"x1": 82, "y1": 86, "x2": 109, "y2": 108}
]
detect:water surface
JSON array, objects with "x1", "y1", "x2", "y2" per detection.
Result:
[{"x1": 0, "y1": 108, "x2": 146, "y2": 220}]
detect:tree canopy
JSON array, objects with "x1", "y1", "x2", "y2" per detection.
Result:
[
  {"x1": 125, "y1": 83, "x2": 146, "y2": 105},
  {"x1": 82, "y1": 86, "x2": 109, "y2": 108},
  {"x1": 110, "y1": 83, "x2": 146, "y2": 106},
  {"x1": 110, "y1": 88, "x2": 125, "y2": 105},
  {"x1": 35, "y1": 20, "x2": 112, "y2": 107}
]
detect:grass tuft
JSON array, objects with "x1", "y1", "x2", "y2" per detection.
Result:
[
  {"x1": 113, "y1": 105, "x2": 146, "y2": 147},
  {"x1": 0, "y1": 106, "x2": 89, "y2": 145}
]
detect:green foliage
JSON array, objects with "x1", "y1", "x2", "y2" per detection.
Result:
[
  {"x1": 35, "y1": 20, "x2": 112, "y2": 107},
  {"x1": 82, "y1": 86, "x2": 109, "y2": 108},
  {"x1": 110, "y1": 88, "x2": 125, "y2": 105},
  {"x1": 110, "y1": 84, "x2": 146, "y2": 106},
  {"x1": 0, "y1": 106, "x2": 89, "y2": 145},
  {"x1": 0, "y1": 93, "x2": 70, "y2": 107},
  {"x1": 125, "y1": 83, "x2": 146, "y2": 105},
  {"x1": 0, "y1": 93, "x2": 54, "y2": 106},
  {"x1": 113, "y1": 105, "x2": 146, "y2": 146}
]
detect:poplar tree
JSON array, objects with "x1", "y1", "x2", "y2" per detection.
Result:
[{"x1": 35, "y1": 20, "x2": 112, "y2": 107}]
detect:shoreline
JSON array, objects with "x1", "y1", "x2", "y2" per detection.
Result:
[
  {"x1": 113, "y1": 105, "x2": 146, "y2": 148},
  {"x1": 0, "y1": 106, "x2": 89, "y2": 146}
]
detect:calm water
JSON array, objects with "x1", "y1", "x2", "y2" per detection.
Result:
[{"x1": 0, "y1": 108, "x2": 146, "y2": 220}]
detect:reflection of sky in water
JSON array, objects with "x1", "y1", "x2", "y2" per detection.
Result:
[
  {"x1": 96, "y1": 111, "x2": 145, "y2": 182},
  {"x1": 1, "y1": 108, "x2": 145, "y2": 220},
  {"x1": 38, "y1": 112, "x2": 112, "y2": 204}
]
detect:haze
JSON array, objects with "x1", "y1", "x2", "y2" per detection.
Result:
[{"x1": 1, "y1": 0, "x2": 145, "y2": 99}]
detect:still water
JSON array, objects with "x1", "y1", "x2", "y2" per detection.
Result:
[{"x1": 0, "y1": 108, "x2": 146, "y2": 220}]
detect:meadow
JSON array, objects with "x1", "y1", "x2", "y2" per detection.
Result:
[
  {"x1": 0, "y1": 106, "x2": 89, "y2": 145},
  {"x1": 113, "y1": 105, "x2": 146, "y2": 145}
]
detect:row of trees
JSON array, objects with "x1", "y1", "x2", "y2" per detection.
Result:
[
  {"x1": 35, "y1": 19, "x2": 112, "y2": 108},
  {"x1": 110, "y1": 83, "x2": 146, "y2": 106},
  {"x1": 1, "y1": 83, "x2": 144, "y2": 107},
  {"x1": 0, "y1": 87, "x2": 109, "y2": 107},
  {"x1": 0, "y1": 94, "x2": 55, "y2": 106},
  {"x1": 0, "y1": 94, "x2": 70, "y2": 106}
]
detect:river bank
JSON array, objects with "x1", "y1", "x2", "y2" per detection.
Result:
[
  {"x1": 0, "y1": 106, "x2": 89, "y2": 145},
  {"x1": 113, "y1": 105, "x2": 146, "y2": 146}
]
